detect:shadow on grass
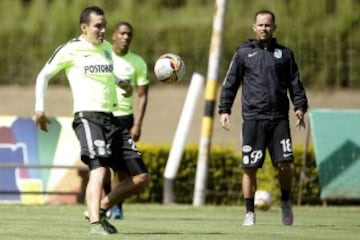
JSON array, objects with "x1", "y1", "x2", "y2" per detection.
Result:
[{"x1": 124, "y1": 232, "x2": 225, "y2": 235}]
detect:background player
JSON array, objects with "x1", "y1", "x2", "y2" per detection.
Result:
[{"x1": 106, "y1": 21, "x2": 150, "y2": 219}]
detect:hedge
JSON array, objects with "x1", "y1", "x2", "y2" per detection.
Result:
[{"x1": 125, "y1": 143, "x2": 320, "y2": 206}]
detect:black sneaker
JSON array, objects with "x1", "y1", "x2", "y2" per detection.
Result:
[
  {"x1": 89, "y1": 222, "x2": 109, "y2": 235},
  {"x1": 281, "y1": 201, "x2": 294, "y2": 225},
  {"x1": 100, "y1": 211, "x2": 118, "y2": 234}
]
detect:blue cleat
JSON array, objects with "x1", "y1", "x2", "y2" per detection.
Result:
[{"x1": 112, "y1": 204, "x2": 123, "y2": 220}]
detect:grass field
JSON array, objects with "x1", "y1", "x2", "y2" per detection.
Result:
[{"x1": 1, "y1": 204, "x2": 360, "y2": 240}]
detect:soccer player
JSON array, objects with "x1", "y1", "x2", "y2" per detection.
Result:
[
  {"x1": 107, "y1": 21, "x2": 150, "y2": 219},
  {"x1": 34, "y1": 6, "x2": 150, "y2": 235},
  {"x1": 218, "y1": 9, "x2": 308, "y2": 226}
]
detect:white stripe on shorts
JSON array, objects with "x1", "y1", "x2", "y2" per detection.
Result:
[{"x1": 79, "y1": 113, "x2": 96, "y2": 158}]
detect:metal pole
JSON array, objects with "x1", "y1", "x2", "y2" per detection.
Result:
[
  {"x1": 193, "y1": 0, "x2": 227, "y2": 206},
  {"x1": 163, "y1": 73, "x2": 205, "y2": 204}
]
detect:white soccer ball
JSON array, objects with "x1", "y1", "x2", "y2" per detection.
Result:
[
  {"x1": 254, "y1": 190, "x2": 272, "y2": 211},
  {"x1": 154, "y1": 53, "x2": 186, "y2": 83}
]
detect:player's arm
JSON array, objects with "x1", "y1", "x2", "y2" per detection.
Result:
[
  {"x1": 218, "y1": 51, "x2": 243, "y2": 131},
  {"x1": 287, "y1": 51, "x2": 308, "y2": 130},
  {"x1": 34, "y1": 44, "x2": 71, "y2": 132},
  {"x1": 131, "y1": 84, "x2": 149, "y2": 141},
  {"x1": 34, "y1": 65, "x2": 58, "y2": 132},
  {"x1": 130, "y1": 58, "x2": 149, "y2": 141}
]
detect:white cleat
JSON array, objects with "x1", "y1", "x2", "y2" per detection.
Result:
[{"x1": 243, "y1": 212, "x2": 255, "y2": 226}]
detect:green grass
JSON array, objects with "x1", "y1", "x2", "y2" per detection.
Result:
[{"x1": 0, "y1": 204, "x2": 360, "y2": 240}]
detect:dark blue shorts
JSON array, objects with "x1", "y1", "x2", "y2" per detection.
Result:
[
  {"x1": 241, "y1": 119, "x2": 294, "y2": 168},
  {"x1": 72, "y1": 111, "x2": 148, "y2": 175}
]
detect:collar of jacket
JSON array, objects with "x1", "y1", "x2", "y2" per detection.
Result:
[{"x1": 249, "y1": 38, "x2": 278, "y2": 51}]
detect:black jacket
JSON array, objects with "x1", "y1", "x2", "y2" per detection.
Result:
[{"x1": 218, "y1": 38, "x2": 308, "y2": 120}]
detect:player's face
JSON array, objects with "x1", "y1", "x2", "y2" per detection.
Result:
[
  {"x1": 253, "y1": 13, "x2": 276, "y2": 42},
  {"x1": 112, "y1": 25, "x2": 133, "y2": 52},
  {"x1": 81, "y1": 13, "x2": 107, "y2": 45}
]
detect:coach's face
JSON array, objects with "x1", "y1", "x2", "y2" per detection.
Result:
[
  {"x1": 81, "y1": 12, "x2": 107, "y2": 45},
  {"x1": 253, "y1": 13, "x2": 276, "y2": 42}
]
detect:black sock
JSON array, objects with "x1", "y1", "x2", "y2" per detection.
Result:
[
  {"x1": 281, "y1": 189, "x2": 291, "y2": 201},
  {"x1": 99, "y1": 208, "x2": 107, "y2": 215},
  {"x1": 245, "y1": 198, "x2": 255, "y2": 212}
]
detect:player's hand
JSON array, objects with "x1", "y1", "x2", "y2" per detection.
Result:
[
  {"x1": 35, "y1": 111, "x2": 51, "y2": 132},
  {"x1": 117, "y1": 81, "x2": 133, "y2": 97},
  {"x1": 295, "y1": 110, "x2": 306, "y2": 130},
  {"x1": 130, "y1": 125, "x2": 141, "y2": 142},
  {"x1": 220, "y1": 113, "x2": 231, "y2": 131}
]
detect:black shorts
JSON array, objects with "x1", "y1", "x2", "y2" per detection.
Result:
[
  {"x1": 241, "y1": 119, "x2": 294, "y2": 168},
  {"x1": 72, "y1": 111, "x2": 148, "y2": 176},
  {"x1": 115, "y1": 114, "x2": 134, "y2": 131}
]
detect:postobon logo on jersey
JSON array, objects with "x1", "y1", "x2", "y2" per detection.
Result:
[{"x1": 84, "y1": 64, "x2": 113, "y2": 74}]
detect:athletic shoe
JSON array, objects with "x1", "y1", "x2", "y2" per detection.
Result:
[
  {"x1": 84, "y1": 209, "x2": 118, "y2": 234},
  {"x1": 112, "y1": 204, "x2": 123, "y2": 219},
  {"x1": 100, "y1": 210, "x2": 118, "y2": 234},
  {"x1": 281, "y1": 201, "x2": 294, "y2": 225},
  {"x1": 89, "y1": 222, "x2": 110, "y2": 235},
  {"x1": 242, "y1": 212, "x2": 255, "y2": 226}
]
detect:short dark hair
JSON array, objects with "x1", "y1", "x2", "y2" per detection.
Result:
[
  {"x1": 254, "y1": 9, "x2": 276, "y2": 23},
  {"x1": 79, "y1": 6, "x2": 105, "y2": 25},
  {"x1": 113, "y1": 21, "x2": 133, "y2": 33}
]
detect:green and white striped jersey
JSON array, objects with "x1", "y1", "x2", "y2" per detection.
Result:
[{"x1": 35, "y1": 36, "x2": 118, "y2": 113}]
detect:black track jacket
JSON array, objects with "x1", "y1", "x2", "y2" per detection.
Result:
[{"x1": 218, "y1": 38, "x2": 308, "y2": 120}]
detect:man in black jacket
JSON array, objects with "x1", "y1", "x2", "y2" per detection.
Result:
[{"x1": 218, "y1": 9, "x2": 308, "y2": 226}]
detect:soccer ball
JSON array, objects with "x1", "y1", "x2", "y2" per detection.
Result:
[
  {"x1": 254, "y1": 190, "x2": 272, "y2": 211},
  {"x1": 154, "y1": 53, "x2": 186, "y2": 83}
]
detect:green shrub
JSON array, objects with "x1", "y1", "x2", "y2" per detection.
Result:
[{"x1": 126, "y1": 143, "x2": 320, "y2": 205}]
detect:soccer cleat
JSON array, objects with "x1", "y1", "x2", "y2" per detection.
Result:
[
  {"x1": 281, "y1": 201, "x2": 294, "y2": 225},
  {"x1": 242, "y1": 212, "x2": 255, "y2": 226},
  {"x1": 100, "y1": 210, "x2": 118, "y2": 233},
  {"x1": 84, "y1": 209, "x2": 118, "y2": 234},
  {"x1": 112, "y1": 204, "x2": 123, "y2": 219},
  {"x1": 89, "y1": 222, "x2": 110, "y2": 235}
]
